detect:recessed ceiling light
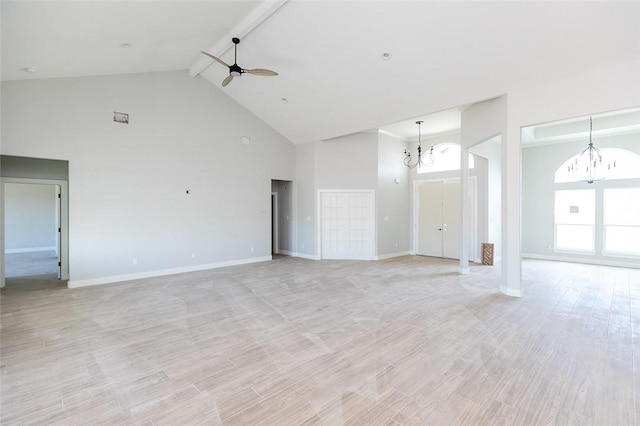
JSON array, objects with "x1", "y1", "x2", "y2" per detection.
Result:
[
  {"x1": 20, "y1": 67, "x2": 36, "y2": 73},
  {"x1": 119, "y1": 42, "x2": 133, "y2": 48},
  {"x1": 381, "y1": 53, "x2": 392, "y2": 61}
]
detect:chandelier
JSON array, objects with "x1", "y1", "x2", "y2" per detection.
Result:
[
  {"x1": 568, "y1": 116, "x2": 616, "y2": 184},
  {"x1": 404, "y1": 120, "x2": 434, "y2": 169}
]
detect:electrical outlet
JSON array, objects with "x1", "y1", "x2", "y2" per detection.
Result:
[
  {"x1": 132, "y1": 258, "x2": 138, "y2": 266},
  {"x1": 191, "y1": 252, "x2": 196, "y2": 258},
  {"x1": 250, "y1": 246, "x2": 254, "y2": 252}
]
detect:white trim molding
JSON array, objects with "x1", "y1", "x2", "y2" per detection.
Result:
[
  {"x1": 5, "y1": 246, "x2": 56, "y2": 254},
  {"x1": 293, "y1": 251, "x2": 321, "y2": 260},
  {"x1": 67, "y1": 256, "x2": 272, "y2": 288},
  {"x1": 522, "y1": 253, "x2": 640, "y2": 269},
  {"x1": 375, "y1": 251, "x2": 411, "y2": 261},
  {"x1": 500, "y1": 285, "x2": 523, "y2": 298}
]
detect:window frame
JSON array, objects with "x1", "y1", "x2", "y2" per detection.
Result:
[
  {"x1": 553, "y1": 188, "x2": 596, "y2": 254},
  {"x1": 601, "y1": 186, "x2": 640, "y2": 257}
]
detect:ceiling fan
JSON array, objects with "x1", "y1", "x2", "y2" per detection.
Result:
[{"x1": 201, "y1": 37, "x2": 278, "y2": 87}]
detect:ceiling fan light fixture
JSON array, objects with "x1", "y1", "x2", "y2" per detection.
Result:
[{"x1": 201, "y1": 37, "x2": 278, "y2": 87}]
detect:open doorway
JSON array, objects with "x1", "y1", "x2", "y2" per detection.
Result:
[
  {"x1": 4, "y1": 182, "x2": 60, "y2": 279},
  {"x1": 521, "y1": 107, "x2": 640, "y2": 268},
  {"x1": 2, "y1": 178, "x2": 69, "y2": 288},
  {"x1": 271, "y1": 179, "x2": 293, "y2": 258}
]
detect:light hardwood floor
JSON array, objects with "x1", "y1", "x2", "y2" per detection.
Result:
[{"x1": 1, "y1": 256, "x2": 639, "y2": 425}]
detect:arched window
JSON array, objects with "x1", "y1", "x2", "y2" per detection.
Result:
[
  {"x1": 555, "y1": 148, "x2": 640, "y2": 183},
  {"x1": 418, "y1": 143, "x2": 475, "y2": 174}
]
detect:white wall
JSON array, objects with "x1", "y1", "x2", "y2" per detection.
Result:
[
  {"x1": 377, "y1": 131, "x2": 410, "y2": 257},
  {"x1": 4, "y1": 183, "x2": 57, "y2": 252},
  {"x1": 1, "y1": 71, "x2": 295, "y2": 285}
]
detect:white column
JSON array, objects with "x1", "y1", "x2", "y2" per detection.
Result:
[
  {"x1": 500, "y1": 121, "x2": 522, "y2": 297},
  {"x1": 459, "y1": 147, "x2": 470, "y2": 274}
]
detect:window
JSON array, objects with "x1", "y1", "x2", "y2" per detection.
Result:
[
  {"x1": 554, "y1": 189, "x2": 595, "y2": 252},
  {"x1": 418, "y1": 143, "x2": 475, "y2": 174},
  {"x1": 603, "y1": 187, "x2": 640, "y2": 255},
  {"x1": 555, "y1": 148, "x2": 640, "y2": 183}
]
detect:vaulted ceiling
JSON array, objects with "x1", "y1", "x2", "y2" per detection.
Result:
[{"x1": 2, "y1": 1, "x2": 639, "y2": 144}]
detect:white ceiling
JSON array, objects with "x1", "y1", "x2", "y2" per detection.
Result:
[
  {"x1": 378, "y1": 107, "x2": 466, "y2": 141},
  {"x1": 2, "y1": 1, "x2": 640, "y2": 144},
  {"x1": 1, "y1": 1, "x2": 261, "y2": 80}
]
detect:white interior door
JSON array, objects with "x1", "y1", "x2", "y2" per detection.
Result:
[
  {"x1": 442, "y1": 181, "x2": 461, "y2": 259},
  {"x1": 416, "y1": 180, "x2": 474, "y2": 260},
  {"x1": 321, "y1": 191, "x2": 374, "y2": 260},
  {"x1": 417, "y1": 182, "x2": 443, "y2": 257}
]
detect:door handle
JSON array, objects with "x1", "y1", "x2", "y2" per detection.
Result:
[{"x1": 437, "y1": 228, "x2": 442, "y2": 231}]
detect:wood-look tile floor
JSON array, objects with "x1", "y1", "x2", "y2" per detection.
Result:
[{"x1": 2, "y1": 256, "x2": 639, "y2": 425}]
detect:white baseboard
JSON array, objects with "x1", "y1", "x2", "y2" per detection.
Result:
[
  {"x1": 522, "y1": 253, "x2": 640, "y2": 269},
  {"x1": 276, "y1": 249, "x2": 320, "y2": 260},
  {"x1": 295, "y1": 252, "x2": 321, "y2": 260},
  {"x1": 6, "y1": 246, "x2": 56, "y2": 254},
  {"x1": 500, "y1": 285, "x2": 522, "y2": 298},
  {"x1": 67, "y1": 256, "x2": 272, "y2": 288},
  {"x1": 375, "y1": 251, "x2": 411, "y2": 261}
]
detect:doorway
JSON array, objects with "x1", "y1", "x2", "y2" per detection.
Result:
[
  {"x1": 415, "y1": 178, "x2": 477, "y2": 260},
  {"x1": 271, "y1": 192, "x2": 278, "y2": 254},
  {"x1": 1, "y1": 178, "x2": 69, "y2": 287},
  {"x1": 270, "y1": 180, "x2": 294, "y2": 257}
]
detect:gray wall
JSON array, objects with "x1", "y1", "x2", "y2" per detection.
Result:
[
  {"x1": 296, "y1": 130, "x2": 410, "y2": 259},
  {"x1": 4, "y1": 183, "x2": 57, "y2": 252},
  {"x1": 470, "y1": 137, "x2": 502, "y2": 258},
  {"x1": 377, "y1": 131, "x2": 410, "y2": 256},
  {"x1": 295, "y1": 142, "x2": 316, "y2": 257},
  {"x1": 522, "y1": 133, "x2": 640, "y2": 266},
  {"x1": 315, "y1": 131, "x2": 378, "y2": 189},
  {"x1": 1, "y1": 71, "x2": 295, "y2": 284}
]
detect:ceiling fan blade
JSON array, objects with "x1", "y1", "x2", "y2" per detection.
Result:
[
  {"x1": 222, "y1": 75, "x2": 234, "y2": 87},
  {"x1": 201, "y1": 51, "x2": 230, "y2": 68},
  {"x1": 245, "y1": 68, "x2": 278, "y2": 76}
]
